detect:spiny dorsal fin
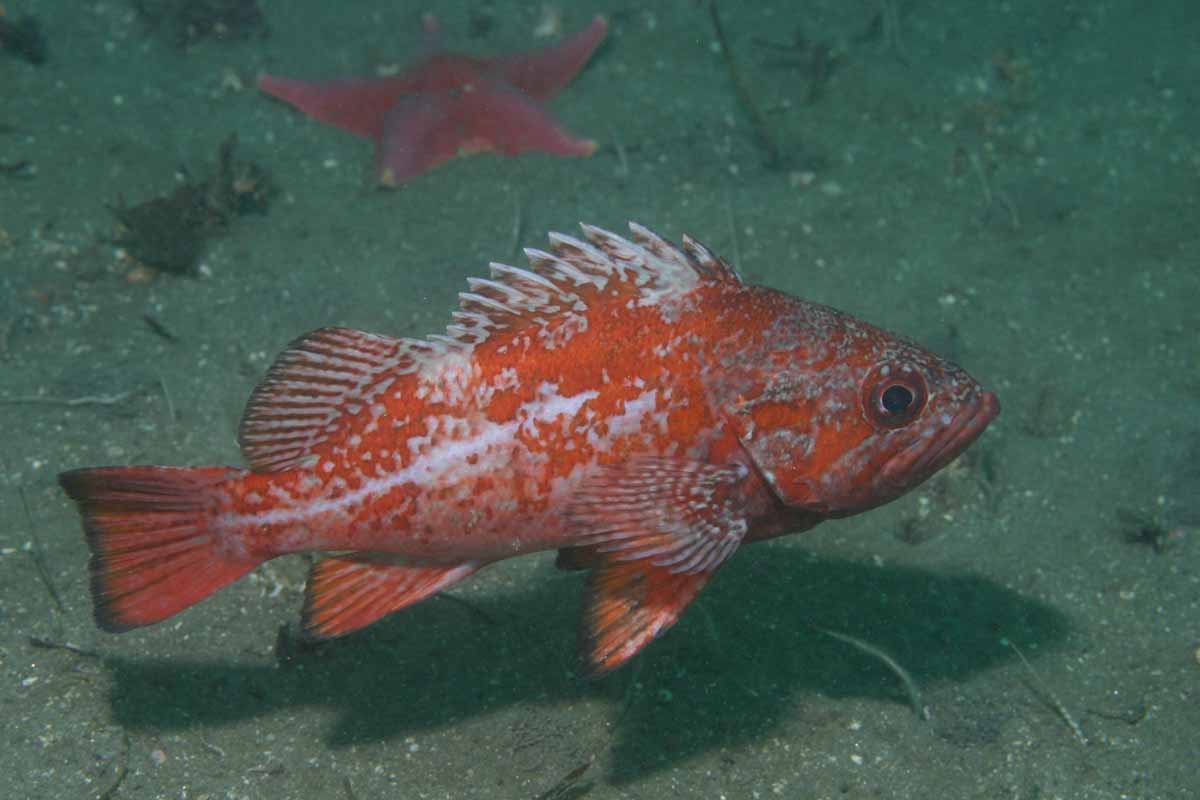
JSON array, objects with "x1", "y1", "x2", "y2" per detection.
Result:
[
  {"x1": 459, "y1": 222, "x2": 742, "y2": 338},
  {"x1": 680, "y1": 232, "x2": 741, "y2": 283}
]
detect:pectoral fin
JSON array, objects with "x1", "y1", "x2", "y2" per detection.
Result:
[
  {"x1": 579, "y1": 558, "x2": 714, "y2": 678},
  {"x1": 568, "y1": 456, "x2": 751, "y2": 676}
]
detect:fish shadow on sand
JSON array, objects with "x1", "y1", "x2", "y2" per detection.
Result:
[{"x1": 102, "y1": 546, "x2": 1067, "y2": 781}]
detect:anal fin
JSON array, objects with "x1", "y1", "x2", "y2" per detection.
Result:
[{"x1": 302, "y1": 555, "x2": 480, "y2": 639}]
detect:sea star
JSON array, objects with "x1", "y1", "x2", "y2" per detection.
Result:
[{"x1": 259, "y1": 14, "x2": 608, "y2": 186}]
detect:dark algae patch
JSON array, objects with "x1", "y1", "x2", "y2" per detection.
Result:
[
  {"x1": 0, "y1": 7, "x2": 47, "y2": 64},
  {"x1": 131, "y1": 0, "x2": 268, "y2": 48},
  {"x1": 107, "y1": 133, "x2": 272, "y2": 276}
]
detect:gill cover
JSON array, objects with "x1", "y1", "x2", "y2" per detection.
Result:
[{"x1": 727, "y1": 386, "x2": 830, "y2": 512}]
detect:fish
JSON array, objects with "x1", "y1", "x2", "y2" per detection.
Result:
[{"x1": 59, "y1": 222, "x2": 999, "y2": 676}]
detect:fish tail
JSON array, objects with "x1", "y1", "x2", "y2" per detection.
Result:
[{"x1": 58, "y1": 466, "x2": 259, "y2": 632}]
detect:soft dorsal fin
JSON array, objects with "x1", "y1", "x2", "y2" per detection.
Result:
[
  {"x1": 239, "y1": 326, "x2": 475, "y2": 472},
  {"x1": 237, "y1": 327, "x2": 415, "y2": 471}
]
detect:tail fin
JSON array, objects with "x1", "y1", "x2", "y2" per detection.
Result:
[{"x1": 58, "y1": 466, "x2": 259, "y2": 632}]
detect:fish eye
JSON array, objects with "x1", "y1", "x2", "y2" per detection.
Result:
[
  {"x1": 881, "y1": 384, "x2": 914, "y2": 413},
  {"x1": 863, "y1": 366, "x2": 928, "y2": 430}
]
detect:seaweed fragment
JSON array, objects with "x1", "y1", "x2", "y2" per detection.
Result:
[
  {"x1": 467, "y1": 3, "x2": 498, "y2": 39},
  {"x1": 132, "y1": 0, "x2": 268, "y2": 49},
  {"x1": 754, "y1": 28, "x2": 843, "y2": 105},
  {"x1": 0, "y1": 159, "x2": 36, "y2": 178},
  {"x1": 108, "y1": 133, "x2": 273, "y2": 276},
  {"x1": 856, "y1": 0, "x2": 907, "y2": 63},
  {"x1": 533, "y1": 761, "x2": 593, "y2": 800},
  {"x1": 207, "y1": 132, "x2": 273, "y2": 218},
  {"x1": 1117, "y1": 504, "x2": 1186, "y2": 554},
  {"x1": 141, "y1": 312, "x2": 180, "y2": 343},
  {"x1": 707, "y1": 2, "x2": 785, "y2": 169},
  {"x1": 0, "y1": 7, "x2": 48, "y2": 64}
]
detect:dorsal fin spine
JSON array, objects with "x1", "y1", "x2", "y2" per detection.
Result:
[
  {"x1": 466, "y1": 276, "x2": 527, "y2": 305},
  {"x1": 458, "y1": 292, "x2": 519, "y2": 315},
  {"x1": 547, "y1": 232, "x2": 613, "y2": 277}
]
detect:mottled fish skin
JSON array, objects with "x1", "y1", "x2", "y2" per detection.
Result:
[{"x1": 59, "y1": 222, "x2": 998, "y2": 676}]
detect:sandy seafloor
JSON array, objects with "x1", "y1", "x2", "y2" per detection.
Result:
[{"x1": 1, "y1": 0, "x2": 1198, "y2": 798}]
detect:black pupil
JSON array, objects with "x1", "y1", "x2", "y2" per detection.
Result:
[{"x1": 881, "y1": 384, "x2": 914, "y2": 414}]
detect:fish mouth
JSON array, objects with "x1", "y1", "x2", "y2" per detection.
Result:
[{"x1": 878, "y1": 390, "x2": 1001, "y2": 496}]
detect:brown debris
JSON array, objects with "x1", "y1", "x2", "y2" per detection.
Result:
[
  {"x1": 708, "y1": 2, "x2": 785, "y2": 169},
  {"x1": 110, "y1": 185, "x2": 211, "y2": 275},
  {"x1": 108, "y1": 133, "x2": 273, "y2": 276},
  {"x1": 1117, "y1": 505, "x2": 1186, "y2": 554},
  {"x1": 0, "y1": 159, "x2": 36, "y2": 178},
  {"x1": 132, "y1": 0, "x2": 268, "y2": 49},
  {"x1": 0, "y1": 9, "x2": 48, "y2": 64},
  {"x1": 754, "y1": 28, "x2": 843, "y2": 105}
]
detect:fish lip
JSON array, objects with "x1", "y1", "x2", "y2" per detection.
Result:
[{"x1": 879, "y1": 390, "x2": 1000, "y2": 494}]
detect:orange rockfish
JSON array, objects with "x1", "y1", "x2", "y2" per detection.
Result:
[{"x1": 59, "y1": 222, "x2": 999, "y2": 676}]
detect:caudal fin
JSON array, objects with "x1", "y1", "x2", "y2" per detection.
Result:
[{"x1": 58, "y1": 466, "x2": 259, "y2": 632}]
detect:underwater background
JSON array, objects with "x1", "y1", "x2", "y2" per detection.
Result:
[{"x1": 1, "y1": 1, "x2": 1197, "y2": 798}]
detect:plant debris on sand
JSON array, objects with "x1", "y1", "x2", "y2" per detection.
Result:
[
  {"x1": 132, "y1": 0, "x2": 268, "y2": 49},
  {"x1": 109, "y1": 133, "x2": 272, "y2": 276}
]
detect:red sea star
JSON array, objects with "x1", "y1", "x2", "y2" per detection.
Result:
[{"x1": 258, "y1": 14, "x2": 608, "y2": 186}]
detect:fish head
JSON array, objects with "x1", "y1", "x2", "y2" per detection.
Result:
[{"x1": 725, "y1": 301, "x2": 1000, "y2": 518}]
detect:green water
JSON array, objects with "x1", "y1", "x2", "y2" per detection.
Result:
[{"x1": 1, "y1": 1, "x2": 1196, "y2": 798}]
